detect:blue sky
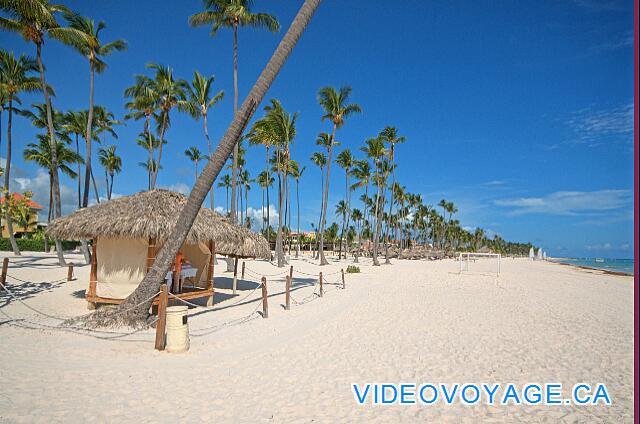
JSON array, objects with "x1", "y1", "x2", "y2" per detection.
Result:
[{"x1": 1, "y1": 0, "x2": 634, "y2": 258}]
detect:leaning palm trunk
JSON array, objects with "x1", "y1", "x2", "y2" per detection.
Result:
[
  {"x1": 76, "y1": 0, "x2": 321, "y2": 328},
  {"x1": 4, "y1": 99, "x2": 20, "y2": 255},
  {"x1": 36, "y1": 43, "x2": 66, "y2": 266}
]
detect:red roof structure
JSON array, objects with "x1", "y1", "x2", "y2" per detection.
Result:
[{"x1": 0, "y1": 193, "x2": 44, "y2": 210}]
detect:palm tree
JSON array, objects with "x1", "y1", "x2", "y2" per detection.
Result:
[
  {"x1": 351, "y1": 159, "x2": 371, "y2": 243},
  {"x1": 189, "y1": 0, "x2": 279, "y2": 225},
  {"x1": 180, "y1": 71, "x2": 224, "y2": 209},
  {"x1": 380, "y1": 126, "x2": 405, "y2": 263},
  {"x1": 23, "y1": 134, "x2": 83, "y2": 222},
  {"x1": 316, "y1": 86, "x2": 361, "y2": 265},
  {"x1": 0, "y1": 0, "x2": 89, "y2": 265},
  {"x1": 310, "y1": 150, "x2": 326, "y2": 256},
  {"x1": 217, "y1": 173, "x2": 232, "y2": 213},
  {"x1": 125, "y1": 74, "x2": 158, "y2": 188},
  {"x1": 97, "y1": 144, "x2": 121, "y2": 200},
  {"x1": 85, "y1": 0, "x2": 319, "y2": 328},
  {"x1": 64, "y1": 13, "x2": 126, "y2": 208},
  {"x1": 335, "y1": 200, "x2": 348, "y2": 259},
  {"x1": 256, "y1": 170, "x2": 273, "y2": 232},
  {"x1": 361, "y1": 136, "x2": 386, "y2": 265},
  {"x1": 135, "y1": 131, "x2": 165, "y2": 190},
  {"x1": 185, "y1": 146, "x2": 203, "y2": 182},
  {"x1": 0, "y1": 49, "x2": 41, "y2": 255},
  {"x1": 63, "y1": 110, "x2": 88, "y2": 208},
  {"x1": 289, "y1": 160, "x2": 305, "y2": 257},
  {"x1": 335, "y1": 148, "x2": 353, "y2": 260}
]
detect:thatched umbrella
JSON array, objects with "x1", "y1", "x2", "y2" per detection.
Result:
[{"x1": 46, "y1": 189, "x2": 269, "y2": 259}]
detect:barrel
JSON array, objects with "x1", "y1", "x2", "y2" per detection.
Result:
[{"x1": 165, "y1": 305, "x2": 190, "y2": 352}]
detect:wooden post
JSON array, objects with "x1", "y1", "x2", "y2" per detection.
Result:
[
  {"x1": 172, "y1": 251, "x2": 183, "y2": 295},
  {"x1": 319, "y1": 271, "x2": 323, "y2": 297},
  {"x1": 206, "y1": 240, "x2": 215, "y2": 306},
  {"x1": 285, "y1": 275, "x2": 291, "y2": 310},
  {"x1": 289, "y1": 265, "x2": 293, "y2": 281},
  {"x1": 67, "y1": 264, "x2": 74, "y2": 282},
  {"x1": 261, "y1": 276, "x2": 268, "y2": 318},
  {"x1": 1, "y1": 257, "x2": 9, "y2": 286},
  {"x1": 341, "y1": 268, "x2": 346, "y2": 289},
  {"x1": 87, "y1": 241, "x2": 98, "y2": 310},
  {"x1": 146, "y1": 237, "x2": 156, "y2": 272},
  {"x1": 155, "y1": 284, "x2": 168, "y2": 351},
  {"x1": 232, "y1": 257, "x2": 239, "y2": 295},
  {"x1": 241, "y1": 261, "x2": 246, "y2": 280}
]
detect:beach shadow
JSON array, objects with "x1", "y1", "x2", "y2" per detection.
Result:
[
  {"x1": 0, "y1": 279, "x2": 65, "y2": 308},
  {"x1": 71, "y1": 289, "x2": 86, "y2": 299},
  {"x1": 213, "y1": 276, "x2": 260, "y2": 291}
]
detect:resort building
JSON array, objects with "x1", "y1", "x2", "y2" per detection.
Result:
[{"x1": 0, "y1": 193, "x2": 44, "y2": 238}]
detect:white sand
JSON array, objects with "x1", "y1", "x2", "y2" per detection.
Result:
[{"x1": 0, "y1": 251, "x2": 634, "y2": 423}]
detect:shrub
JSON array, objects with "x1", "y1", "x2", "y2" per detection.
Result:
[
  {"x1": 346, "y1": 265, "x2": 360, "y2": 273},
  {"x1": 0, "y1": 238, "x2": 80, "y2": 252}
]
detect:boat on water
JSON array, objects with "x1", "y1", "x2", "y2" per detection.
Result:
[{"x1": 595, "y1": 258, "x2": 604, "y2": 263}]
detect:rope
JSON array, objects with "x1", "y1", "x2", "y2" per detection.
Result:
[
  {"x1": 167, "y1": 281, "x2": 263, "y2": 312},
  {"x1": 6, "y1": 273, "x2": 67, "y2": 285}
]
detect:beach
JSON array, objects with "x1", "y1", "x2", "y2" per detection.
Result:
[{"x1": 0, "y1": 253, "x2": 634, "y2": 423}]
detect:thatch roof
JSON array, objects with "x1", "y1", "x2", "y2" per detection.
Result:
[{"x1": 46, "y1": 190, "x2": 270, "y2": 259}]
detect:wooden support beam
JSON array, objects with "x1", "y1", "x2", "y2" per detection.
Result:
[
  {"x1": 285, "y1": 275, "x2": 291, "y2": 310},
  {"x1": 155, "y1": 284, "x2": 168, "y2": 351},
  {"x1": 1, "y1": 257, "x2": 9, "y2": 286},
  {"x1": 172, "y1": 251, "x2": 183, "y2": 295},
  {"x1": 232, "y1": 257, "x2": 239, "y2": 295},
  {"x1": 261, "y1": 276, "x2": 268, "y2": 318},
  {"x1": 319, "y1": 271, "x2": 323, "y2": 297},
  {"x1": 146, "y1": 237, "x2": 156, "y2": 272},
  {"x1": 67, "y1": 264, "x2": 74, "y2": 282},
  {"x1": 87, "y1": 241, "x2": 98, "y2": 310},
  {"x1": 206, "y1": 240, "x2": 215, "y2": 307}
]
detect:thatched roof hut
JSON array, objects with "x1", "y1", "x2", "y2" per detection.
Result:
[
  {"x1": 46, "y1": 190, "x2": 269, "y2": 259},
  {"x1": 46, "y1": 190, "x2": 269, "y2": 307}
]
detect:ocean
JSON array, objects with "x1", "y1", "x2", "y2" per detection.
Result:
[{"x1": 552, "y1": 258, "x2": 634, "y2": 276}]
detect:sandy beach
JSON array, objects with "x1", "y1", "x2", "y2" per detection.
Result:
[{"x1": 0, "y1": 252, "x2": 634, "y2": 423}]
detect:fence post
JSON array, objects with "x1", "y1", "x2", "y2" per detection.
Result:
[
  {"x1": 319, "y1": 271, "x2": 323, "y2": 297},
  {"x1": 261, "y1": 276, "x2": 268, "y2": 318},
  {"x1": 155, "y1": 284, "x2": 168, "y2": 351},
  {"x1": 1, "y1": 257, "x2": 9, "y2": 286},
  {"x1": 241, "y1": 261, "x2": 246, "y2": 280},
  {"x1": 285, "y1": 275, "x2": 291, "y2": 310},
  {"x1": 289, "y1": 265, "x2": 293, "y2": 281},
  {"x1": 67, "y1": 264, "x2": 74, "y2": 282},
  {"x1": 341, "y1": 268, "x2": 345, "y2": 289}
]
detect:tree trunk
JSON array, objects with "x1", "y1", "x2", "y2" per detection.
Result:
[
  {"x1": 150, "y1": 112, "x2": 167, "y2": 189},
  {"x1": 230, "y1": 22, "x2": 239, "y2": 224},
  {"x1": 384, "y1": 152, "x2": 396, "y2": 265},
  {"x1": 4, "y1": 99, "x2": 21, "y2": 255},
  {"x1": 275, "y1": 150, "x2": 286, "y2": 267},
  {"x1": 296, "y1": 178, "x2": 300, "y2": 257},
  {"x1": 75, "y1": 0, "x2": 321, "y2": 329},
  {"x1": 314, "y1": 166, "x2": 324, "y2": 260},
  {"x1": 203, "y1": 112, "x2": 215, "y2": 210},
  {"x1": 36, "y1": 42, "x2": 65, "y2": 266},
  {"x1": 146, "y1": 113, "x2": 153, "y2": 190},
  {"x1": 318, "y1": 126, "x2": 336, "y2": 266},
  {"x1": 90, "y1": 168, "x2": 100, "y2": 204},
  {"x1": 82, "y1": 62, "x2": 95, "y2": 208}
]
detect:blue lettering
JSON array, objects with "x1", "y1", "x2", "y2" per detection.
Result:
[
  {"x1": 461, "y1": 384, "x2": 480, "y2": 404},
  {"x1": 482, "y1": 383, "x2": 500, "y2": 404},
  {"x1": 573, "y1": 384, "x2": 591, "y2": 404},
  {"x1": 419, "y1": 384, "x2": 438, "y2": 404},
  {"x1": 400, "y1": 384, "x2": 416, "y2": 404},
  {"x1": 523, "y1": 384, "x2": 542, "y2": 404},
  {"x1": 546, "y1": 384, "x2": 562, "y2": 405},
  {"x1": 381, "y1": 384, "x2": 398, "y2": 404},
  {"x1": 501, "y1": 384, "x2": 521, "y2": 405},
  {"x1": 441, "y1": 384, "x2": 459, "y2": 405},
  {"x1": 592, "y1": 384, "x2": 611, "y2": 405},
  {"x1": 352, "y1": 384, "x2": 371, "y2": 405}
]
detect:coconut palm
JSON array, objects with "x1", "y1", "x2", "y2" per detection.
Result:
[
  {"x1": 0, "y1": 0, "x2": 90, "y2": 265},
  {"x1": 335, "y1": 148, "x2": 353, "y2": 260},
  {"x1": 189, "y1": 0, "x2": 279, "y2": 225},
  {"x1": 310, "y1": 150, "x2": 326, "y2": 256},
  {"x1": 63, "y1": 110, "x2": 89, "y2": 208},
  {"x1": 184, "y1": 146, "x2": 203, "y2": 182},
  {"x1": 316, "y1": 86, "x2": 361, "y2": 265},
  {"x1": 23, "y1": 134, "x2": 83, "y2": 222},
  {"x1": 256, "y1": 170, "x2": 273, "y2": 232},
  {"x1": 135, "y1": 131, "x2": 165, "y2": 190},
  {"x1": 361, "y1": 136, "x2": 386, "y2": 265},
  {"x1": 335, "y1": 200, "x2": 348, "y2": 259},
  {"x1": 289, "y1": 160, "x2": 305, "y2": 257},
  {"x1": 64, "y1": 13, "x2": 126, "y2": 208},
  {"x1": 217, "y1": 173, "x2": 232, "y2": 213},
  {"x1": 83, "y1": 0, "x2": 319, "y2": 328},
  {"x1": 97, "y1": 144, "x2": 121, "y2": 200},
  {"x1": 180, "y1": 71, "x2": 224, "y2": 208},
  {"x1": 351, "y1": 159, "x2": 371, "y2": 242},
  {"x1": 0, "y1": 49, "x2": 41, "y2": 254},
  {"x1": 380, "y1": 126, "x2": 405, "y2": 263}
]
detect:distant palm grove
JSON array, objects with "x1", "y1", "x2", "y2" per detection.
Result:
[{"x1": 0, "y1": 0, "x2": 535, "y2": 266}]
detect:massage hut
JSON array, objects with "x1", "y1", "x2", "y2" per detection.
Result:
[{"x1": 46, "y1": 190, "x2": 270, "y2": 309}]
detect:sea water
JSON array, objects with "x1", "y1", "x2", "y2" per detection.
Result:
[{"x1": 552, "y1": 258, "x2": 634, "y2": 275}]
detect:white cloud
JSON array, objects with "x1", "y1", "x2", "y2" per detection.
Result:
[
  {"x1": 495, "y1": 189, "x2": 631, "y2": 216},
  {"x1": 214, "y1": 204, "x2": 280, "y2": 232},
  {"x1": 585, "y1": 242, "x2": 630, "y2": 252},
  {"x1": 564, "y1": 104, "x2": 633, "y2": 147},
  {"x1": 159, "y1": 182, "x2": 190, "y2": 195}
]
